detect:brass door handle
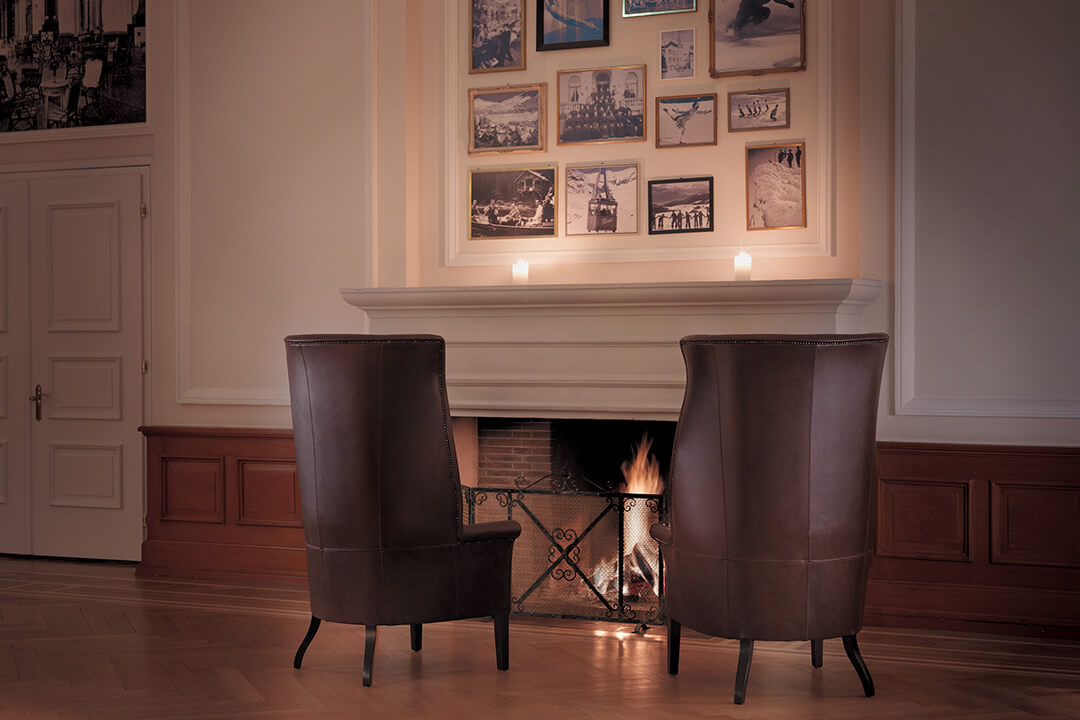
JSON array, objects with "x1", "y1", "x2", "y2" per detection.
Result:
[{"x1": 29, "y1": 384, "x2": 48, "y2": 422}]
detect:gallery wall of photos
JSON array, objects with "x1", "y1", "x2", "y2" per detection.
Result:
[{"x1": 463, "y1": 0, "x2": 819, "y2": 258}]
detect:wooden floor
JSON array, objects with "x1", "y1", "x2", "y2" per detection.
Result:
[{"x1": 1, "y1": 557, "x2": 1078, "y2": 719}]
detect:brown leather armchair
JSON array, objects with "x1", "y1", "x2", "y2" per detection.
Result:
[
  {"x1": 651, "y1": 333, "x2": 888, "y2": 703},
  {"x1": 285, "y1": 334, "x2": 521, "y2": 686}
]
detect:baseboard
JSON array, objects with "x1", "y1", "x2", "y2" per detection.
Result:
[{"x1": 138, "y1": 538, "x2": 307, "y2": 585}]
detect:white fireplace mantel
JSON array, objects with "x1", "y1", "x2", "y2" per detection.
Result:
[{"x1": 342, "y1": 279, "x2": 883, "y2": 420}]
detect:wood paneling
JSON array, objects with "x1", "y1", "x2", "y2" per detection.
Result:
[
  {"x1": 878, "y1": 477, "x2": 973, "y2": 562},
  {"x1": 161, "y1": 458, "x2": 224, "y2": 523},
  {"x1": 992, "y1": 479, "x2": 1080, "y2": 568},
  {"x1": 237, "y1": 460, "x2": 302, "y2": 527}
]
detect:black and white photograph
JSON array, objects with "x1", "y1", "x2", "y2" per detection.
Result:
[
  {"x1": 469, "y1": 167, "x2": 557, "y2": 240},
  {"x1": 0, "y1": 0, "x2": 146, "y2": 134},
  {"x1": 660, "y1": 28, "x2": 695, "y2": 80},
  {"x1": 728, "y1": 87, "x2": 789, "y2": 131},
  {"x1": 471, "y1": 0, "x2": 526, "y2": 73},
  {"x1": 468, "y1": 84, "x2": 546, "y2": 155},
  {"x1": 537, "y1": 0, "x2": 609, "y2": 52},
  {"x1": 565, "y1": 163, "x2": 639, "y2": 235},
  {"x1": 623, "y1": 0, "x2": 697, "y2": 17},
  {"x1": 656, "y1": 93, "x2": 716, "y2": 148},
  {"x1": 557, "y1": 66, "x2": 646, "y2": 145},
  {"x1": 746, "y1": 142, "x2": 805, "y2": 230},
  {"x1": 648, "y1": 176, "x2": 713, "y2": 234},
  {"x1": 709, "y1": 0, "x2": 805, "y2": 78}
]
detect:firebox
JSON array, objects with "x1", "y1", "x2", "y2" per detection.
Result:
[{"x1": 464, "y1": 419, "x2": 675, "y2": 627}]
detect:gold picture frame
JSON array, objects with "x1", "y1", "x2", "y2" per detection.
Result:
[
  {"x1": 468, "y1": 83, "x2": 547, "y2": 155},
  {"x1": 709, "y1": 0, "x2": 806, "y2": 78},
  {"x1": 727, "y1": 88, "x2": 790, "y2": 132},
  {"x1": 656, "y1": 93, "x2": 717, "y2": 148},
  {"x1": 468, "y1": 166, "x2": 558, "y2": 240},
  {"x1": 470, "y1": 0, "x2": 526, "y2": 74},
  {"x1": 564, "y1": 162, "x2": 640, "y2": 236},
  {"x1": 746, "y1": 141, "x2": 806, "y2": 230},
  {"x1": 556, "y1": 65, "x2": 647, "y2": 146}
]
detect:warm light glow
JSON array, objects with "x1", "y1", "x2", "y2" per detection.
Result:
[
  {"x1": 620, "y1": 434, "x2": 663, "y2": 496},
  {"x1": 512, "y1": 259, "x2": 530, "y2": 284},
  {"x1": 734, "y1": 251, "x2": 752, "y2": 281}
]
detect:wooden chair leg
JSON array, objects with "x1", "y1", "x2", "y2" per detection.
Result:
[
  {"x1": 811, "y1": 638, "x2": 823, "y2": 668},
  {"x1": 293, "y1": 616, "x2": 321, "y2": 669},
  {"x1": 410, "y1": 623, "x2": 422, "y2": 652},
  {"x1": 734, "y1": 639, "x2": 754, "y2": 705},
  {"x1": 362, "y1": 625, "x2": 377, "y2": 687},
  {"x1": 494, "y1": 614, "x2": 509, "y2": 671},
  {"x1": 842, "y1": 633, "x2": 875, "y2": 697},
  {"x1": 667, "y1": 618, "x2": 681, "y2": 675}
]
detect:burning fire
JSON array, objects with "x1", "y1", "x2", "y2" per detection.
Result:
[{"x1": 593, "y1": 434, "x2": 664, "y2": 601}]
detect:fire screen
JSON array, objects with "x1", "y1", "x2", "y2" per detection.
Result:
[{"x1": 463, "y1": 471, "x2": 666, "y2": 626}]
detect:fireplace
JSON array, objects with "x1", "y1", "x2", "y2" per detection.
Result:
[{"x1": 464, "y1": 418, "x2": 674, "y2": 626}]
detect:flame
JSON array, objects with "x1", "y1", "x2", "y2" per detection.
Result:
[{"x1": 620, "y1": 434, "x2": 663, "y2": 495}]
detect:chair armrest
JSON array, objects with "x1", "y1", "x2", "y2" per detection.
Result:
[
  {"x1": 461, "y1": 519, "x2": 522, "y2": 543},
  {"x1": 649, "y1": 523, "x2": 672, "y2": 547}
]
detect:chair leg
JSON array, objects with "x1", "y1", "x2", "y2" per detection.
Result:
[
  {"x1": 734, "y1": 639, "x2": 754, "y2": 705},
  {"x1": 362, "y1": 625, "x2": 377, "y2": 687},
  {"x1": 493, "y1": 614, "x2": 509, "y2": 671},
  {"x1": 410, "y1": 623, "x2": 422, "y2": 652},
  {"x1": 811, "y1": 638, "x2": 823, "y2": 668},
  {"x1": 842, "y1": 633, "x2": 875, "y2": 697},
  {"x1": 293, "y1": 616, "x2": 321, "y2": 669},
  {"x1": 667, "y1": 618, "x2": 681, "y2": 675}
]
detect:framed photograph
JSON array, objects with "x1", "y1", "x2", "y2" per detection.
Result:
[
  {"x1": 468, "y1": 84, "x2": 546, "y2": 155},
  {"x1": 623, "y1": 0, "x2": 697, "y2": 17},
  {"x1": 656, "y1": 93, "x2": 716, "y2": 148},
  {"x1": 648, "y1": 177, "x2": 713, "y2": 234},
  {"x1": 565, "y1": 163, "x2": 639, "y2": 235},
  {"x1": 660, "y1": 29, "x2": 695, "y2": 80},
  {"x1": 469, "y1": 167, "x2": 557, "y2": 240},
  {"x1": 746, "y1": 142, "x2": 806, "y2": 230},
  {"x1": 557, "y1": 66, "x2": 647, "y2": 145},
  {"x1": 538, "y1": 0, "x2": 609, "y2": 51},
  {"x1": 728, "y1": 88, "x2": 790, "y2": 131},
  {"x1": 709, "y1": 0, "x2": 805, "y2": 78},
  {"x1": 470, "y1": 0, "x2": 526, "y2": 73}
]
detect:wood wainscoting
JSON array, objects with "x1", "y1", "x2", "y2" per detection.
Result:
[{"x1": 140, "y1": 428, "x2": 1080, "y2": 635}]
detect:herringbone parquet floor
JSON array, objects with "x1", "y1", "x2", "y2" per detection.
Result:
[{"x1": 1, "y1": 556, "x2": 1078, "y2": 719}]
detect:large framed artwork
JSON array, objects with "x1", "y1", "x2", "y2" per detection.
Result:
[
  {"x1": 469, "y1": 166, "x2": 557, "y2": 240},
  {"x1": 709, "y1": 0, "x2": 805, "y2": 78},
  {"x1": 648, "y1": 177, "x2": 713, "y2": 234},
  {"x1": 468, "y1": 84, "x2": 547, "y2": 155},
  {"x1": 656, "y1": 93, "x2": 716, "y2": 148},
  {"x1": 537, "y1": 0, "x2": 609, "y2": 52},
  {"x1": 471, "y1": 0, "x2": 526, "y2": 73},
  {"x1": 565, "y1": 162, "x2": 640, "y2": 235},
  {"x1": 557, "y1": 65, "x2": 647, "y2": 145},
  {"x1": 0, "y1": 0, "x2": 147, "y2": 135},
  {"x1": 623, "y1": 0, "x2": 697, "y2": 17},
  {"x1": 746, "y1": 142, "x2": 806, "y2": 230}
]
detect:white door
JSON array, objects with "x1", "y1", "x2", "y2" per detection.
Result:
[
  {"x1": 0, "y1": 180, "x2": 31, "y2": 554},
  {"x1": 0, "y1": 168, "x2": 146, "y2": 561}
]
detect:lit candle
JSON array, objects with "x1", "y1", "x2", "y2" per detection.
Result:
[
  {"x1": 734, "y1": 251, "x2": 752, "y2": 281},
  {"x1": 511, "y1": 259, "x2": 530, "y2": 284}
]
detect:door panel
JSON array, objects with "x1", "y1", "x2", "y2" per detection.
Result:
[{"x1": 0, "y1": 181, "x2": 30, "y2": 554}]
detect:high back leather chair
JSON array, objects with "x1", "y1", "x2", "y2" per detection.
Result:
[
  {"x1": 652, "y1": 333, "x2": 888, "y2": 703},
  {"x1": 285, "y1": 334, "x2": 521, "y2": 686}
]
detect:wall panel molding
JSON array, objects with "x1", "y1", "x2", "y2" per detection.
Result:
[
  {"x1": 878, "y1": 476, "x2": 974, "y2": 562},
  {"x1": 991, "y1": 479, "x2": 1080, "y2": 569}
]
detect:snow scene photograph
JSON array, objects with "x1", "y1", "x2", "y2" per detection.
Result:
[
  {"x1": 728, "y1": 87, "x2": 789, "y2": 131},
  {"x1": 469, "y1": 84, "x2": 545, "y2": 154},
  {"x1": 711, "y1": 0, "x2": 804, "y2": 77},
  {"x1": 648, "y1": 177, "x2": 713, "y2": 234},
  {"x1": 746, "y1": 142, "x2": 805, "y2": 230},
  {"x1": 656, "y1": 93, "x2": 715, "y2": 147},
  {"x1": 565, "y1": 163, "x2": 639, "y2": 235}
]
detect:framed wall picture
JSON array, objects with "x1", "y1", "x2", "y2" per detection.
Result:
[
  {"x1": 623, "y1": 0, "x2": 696, "y2": 17},
  {"x1": 648, "y1": 177, "x2": 713, "y2": 234},
  {"x1": 660, "y1": 28, "x2": 695, "y2": 80},
  {"x1": 469, "y1": 167, "x2": 557, "y2": 239},
  {"x1": 557, "y1": 66, "x2": 647, "y2": 145},
  {"x1": 728, "y1": 88, "x2": 790, "y2": 131},
  {"x1": 538, "y1": 0, "x2": 609, "y2": 51},
  {"x1": 746, "y1": 142, "x2": 806, "y2": 230},
  {"x1": 468, "y1": 84, "x2": 546, "y2": 155},
  {"x1": 471, "y1": 0, "x2": 526, "y2": 73},
  {"x1": 709, "y1": 0, "x2": 805, "y2": 78},
  {"x1": 565, "y1": 163, "x2": 640, "y2": 235},
  {"x1": 656, "y1": 93, "x2": 716, "y2": 147}
]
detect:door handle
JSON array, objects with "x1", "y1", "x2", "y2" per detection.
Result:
[{"x1": 29, "y1": 384, "x2": 48, "y2": 422}]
